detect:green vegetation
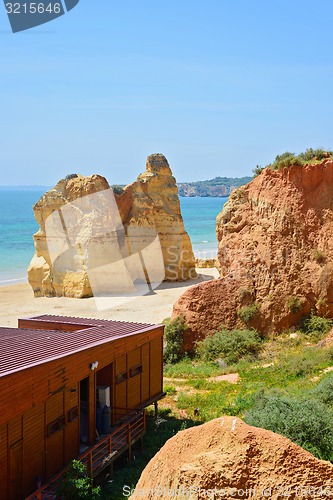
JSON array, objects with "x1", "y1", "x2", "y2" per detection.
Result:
[
  {"x1": 300, "y1": 311, "x2": 332, "y2": 342},
  {"x1": 257, "y1": 148, "x2": 333, "y2": 174},
  {"x1": 197, "y1": 328, "x2": 262, "y2": 364},
  {"x1": 252, "y1": 165, "x2": 264, "y2": 177},
  {"x1": 99, "y1": 315, "x2": 333, "y2": 497},
  {"x1": 237, "y1": 303, "x2": 260, "y2": 323},
  {"x1": 314, "y1": 249, "x2": 326, "y2": 264},
  {"x1": 309, "y1": 373, "x2": 333, "y2": 406},
  {"x1": 110, "y1": 184, "x2": 125, "y2": 195},
  {"x1": 246, "y1": 393, "x2": 333, "y2": 461},
  {"x1": 65, "y1": 173, "x2": 79, "y2": 181},
  {"x1": 287, "y1": 295, "x2": 304, "y2": 314},
  {"x1": 56, "y1": 460, "x2": 101, "y2": 499},
  {"x1": 163, "y1": 316, "x2": 188, "y2": 364}
]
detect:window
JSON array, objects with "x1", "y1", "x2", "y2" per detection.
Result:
[
  {"x1": 129, "y1": 364, "x2": 143, "y2": 378},
  {"x1": 47, "y1": 416, "x2": 65, "y2": 437}
]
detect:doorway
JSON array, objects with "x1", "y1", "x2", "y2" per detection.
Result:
[
  {"x1": 9, "y1": 440, "x2": 23, "y2": 500},
  {"x1": 79, "y1": 377, "x2": 89, "y2": 449}
]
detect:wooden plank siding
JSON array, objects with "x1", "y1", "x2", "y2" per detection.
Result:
[
  {"x1": 0, "y1": 327, "x2": 163, "y2": 428},
  {"x1": 0, "y1": 322, "x2": 164, "y2": 500},
  {"x1": 0, "y1": 423, "x2": 8, "y2": 499}
]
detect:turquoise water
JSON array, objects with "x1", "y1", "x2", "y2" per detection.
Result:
[
  {"x1": 0, "y1": 190, "x2": 43, "y2": 284},
  {"x1": 179, "y1": 197, "x2": 227, "y2": 258},
  {"x1": 0, "y1": 191, "x2": 227, "y2": 284}
]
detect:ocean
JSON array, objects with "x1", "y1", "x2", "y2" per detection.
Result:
[{"x1": 0, "y1": 190, "x2": 227, "y2": 285}]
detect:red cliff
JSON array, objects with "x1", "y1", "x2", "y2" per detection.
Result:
[{"x1": 173, "y1": 160, "x2": 333, "y2": 342}]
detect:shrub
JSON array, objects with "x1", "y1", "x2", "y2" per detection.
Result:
[
  {"x1": 283, "y1": 348, "x2": 326, "y2": 378},
  {"x1": 111, "y1": 184, "x2": 124, "y2": 195},
  {"x1": 245, "y1": 394, "x2": 333, "y2": 461},
  {"x1": 237, "y1": 303, "x2": 260, "y2": 323},
  {"x1": 197, "y1": 328, "x2": 262, "y2": 364},
  {"x1": 287, "y1": 295, "x2": 303, "y2": 314},
  {"x1": 314, "y1": 249, "x2": 326, "y2": 264},
  {"x1": 301, "y1": 311, "x2": 332, "y2": 341},
  {"x1": 163, "y1": 317, "x2": 188, "y2": 364},
  {"x1": 164, "y1": 385, "x2": 176, "y2": 396},
  {"x1": 56, "y1": 460, "x2": 101, "y2": 499},
  {"x1": 65, "y1": 173, "x2": 78, "y2": 181},
  {"x1": 252, "y1": 165, "x2": 264, "y2": 177},
  {"x1": 265, "y1": 148, "x2": 333, "y2": 172},
  {"x1": 298, "y1": 148, "x2": 332, "y2": 163},
  {"x1": 309, "y1": 374, "x2": 333, "y2": 407}
]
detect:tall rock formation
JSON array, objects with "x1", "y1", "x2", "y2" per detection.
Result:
[
  {"x1": 130, "y1": 417, "x2": 333, "y2": 499},
  {"x1": 173, "y1": 160, "x2": 333, "y2": 341},
  {"x1": 28, "y1": 154, "x2": 196, "y2": 298}
]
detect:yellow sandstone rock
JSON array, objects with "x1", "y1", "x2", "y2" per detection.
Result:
[{"x1": 28, "y1": 154, "x2": 196, "y2": 298}]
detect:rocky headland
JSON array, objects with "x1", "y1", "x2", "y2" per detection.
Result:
[
  {"x1": 173, "y1": 159, "x2": 333, "y2": 342},
  {"x1": 177, "y1": 176, "x2": 252, "y2": 197},
  {"x1": 28, "y1": 154, "x2": 196, "y2": 298}
]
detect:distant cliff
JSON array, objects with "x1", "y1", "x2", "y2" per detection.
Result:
[{"x1": 177, "y1": 176, "x2": 252, "y2": 197}]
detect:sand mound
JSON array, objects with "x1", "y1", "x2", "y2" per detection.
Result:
[{"x1": 130, "y1": 416, "x2": 333, "y2": 499}]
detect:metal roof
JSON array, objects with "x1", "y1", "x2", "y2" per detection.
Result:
[{"x1": 0, "y1": 315, "x2": 161, "y2": 378}]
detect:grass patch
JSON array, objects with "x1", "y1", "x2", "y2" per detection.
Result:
[{"x1": 164, "y1": 357, "x2": 222, "y2": 379}]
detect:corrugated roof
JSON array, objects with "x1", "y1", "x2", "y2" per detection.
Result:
[{"x1": 0, "y1": 315, "x2": 162, "y2": 378}]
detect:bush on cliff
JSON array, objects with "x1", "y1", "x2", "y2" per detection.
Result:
[
  {"x1": 263, "y1": 148, "x2": 333, "y2": 172},
  {"x1": 197, "y1": 328, "x2": 262, "y2": 365},
  {"x1": 237, "y1": 303, "x2": 260, "y2": 324},
  {"x1": 163, "y1": 316, "x2": 188, "y2": 364}
]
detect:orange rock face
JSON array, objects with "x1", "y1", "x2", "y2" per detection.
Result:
[
  {"x1": 173, "y1": 160, "x2": 333, "y2": 341},
  {"x1": 130, "y1": 417, "x2": 333, "y2": 499}
]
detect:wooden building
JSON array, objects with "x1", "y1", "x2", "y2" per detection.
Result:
[{"x1": 0, "y1": 315, "x2": 164, "y2": 500}]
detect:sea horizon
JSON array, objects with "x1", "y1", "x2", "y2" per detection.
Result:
[{"x1": 0, "y1": 190, "x2": 227, "y2": 285}]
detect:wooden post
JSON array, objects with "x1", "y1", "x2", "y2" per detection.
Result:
[
  {"x1": 88, "y1": 453, "x2": 93, "y2": 480},
  {"x1": 127, "y1": 422, "x2": 132, "y2": 463},
  {"x1": 154, "y1": 401, "x2": 158, "y2": 417},
  {"x1": 88, "y1": 373, "x2": 96, "y2": 445}
]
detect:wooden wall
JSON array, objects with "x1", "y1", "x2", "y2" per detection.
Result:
[{"x1": 0, "y1": 326, "x2": 164, "y2": 499}]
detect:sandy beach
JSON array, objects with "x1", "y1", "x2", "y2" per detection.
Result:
[{"x1": 0, "y1": 268, "x2": 219, "y2": 328}]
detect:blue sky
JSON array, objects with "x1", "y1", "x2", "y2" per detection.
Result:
[{"x1": 1, "y1": 0, "x2": 333, "y2": 185}]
